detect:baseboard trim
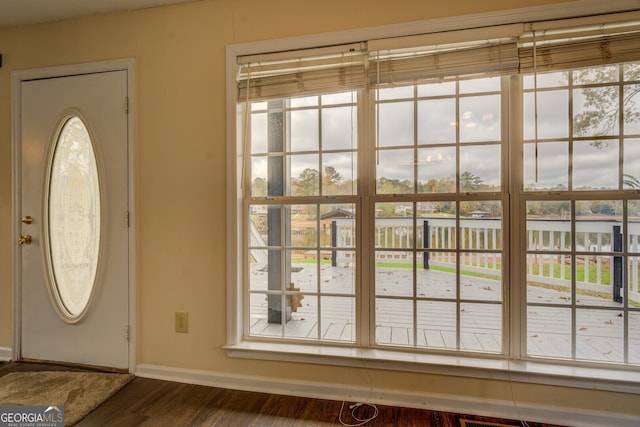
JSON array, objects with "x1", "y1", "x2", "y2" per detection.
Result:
[
  {"x1": 135, "y1": 363, "x2": 638, "y2": 427},
  {"x1": 0, "y1": 347, "x2": 12, "y2": 362}
]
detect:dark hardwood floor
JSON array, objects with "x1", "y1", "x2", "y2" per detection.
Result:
[{"x1": 1, "y1": 361, "x2": 565, "y2": 426}]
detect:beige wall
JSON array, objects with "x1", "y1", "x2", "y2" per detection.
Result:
[{"x1": 1, "y1": 0, "x2": 638, "y2": 419}]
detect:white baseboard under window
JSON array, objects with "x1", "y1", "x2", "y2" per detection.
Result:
[{"x1": 135, "y1": 363, "x2": 639, "y2": 427}]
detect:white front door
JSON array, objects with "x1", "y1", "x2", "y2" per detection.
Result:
[{"x1": 17, "y1": 70, "x2": 130, "y2": 370}]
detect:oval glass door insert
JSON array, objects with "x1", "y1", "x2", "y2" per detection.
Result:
[{"x1": 47, "y1": 116, "x2": 101, "y2": 319}]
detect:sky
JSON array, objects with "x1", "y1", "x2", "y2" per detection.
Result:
[{"x1": 248, "y1": 71, "x2": 640, "y2": 193}]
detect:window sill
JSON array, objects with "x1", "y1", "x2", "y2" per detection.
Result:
[{"x1": 224, "y1": 341, "x2": 640, "y2": 394}]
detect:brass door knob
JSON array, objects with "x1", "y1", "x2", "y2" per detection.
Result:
[{"x1": 18, "y1": 234, "x2": 32, "y2": 245}]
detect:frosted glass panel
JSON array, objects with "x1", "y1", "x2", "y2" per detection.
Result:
[{"x1": 48, "y1": 116, "x2": 101, "y2": 318}]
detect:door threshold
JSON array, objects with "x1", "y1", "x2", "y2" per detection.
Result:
[{"x1": 19, "y1": 358, "x2": 129, "y2": 374}]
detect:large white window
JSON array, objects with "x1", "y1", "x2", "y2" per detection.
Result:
[{"x1": 227, "y1": 10, "x2": 640, "y2": 380}]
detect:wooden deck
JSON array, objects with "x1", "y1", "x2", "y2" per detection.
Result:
[{"x1": 249, "y1": 263, "x2": 640, "y2": 363}]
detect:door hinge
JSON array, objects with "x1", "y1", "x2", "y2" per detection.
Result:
[
  {"x1": 124, "y1": 325, "x2": 130, "y2": 342},
  {"x1": 125, "y1": 211, "x2": 130, "y2": 228},
  {"x1": 124, "y1": 96, "x2": 129, "y2": 114}
]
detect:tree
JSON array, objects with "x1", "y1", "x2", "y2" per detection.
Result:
[
  {"x1": 323, "y1": 165, "x2": 343, "y2": 195},
  {"x1": 251, "y1": 177, "x2": 267, "y2": 197},
  {"x1": 460, "y1": 171, "x2": 484, "y2": 192},
  {"x1": 294, "y1": 168, "x2": 319, "y2": 196},
  {"x1": 624, "y1": 174, "x2": 640, "y2": 189},
  {"x1": 572, "y1": 65, "x2": 640, "y2": 189},
  {"x1": 376, "y1": 177, "x2": 413, "y2": 194},
  {"x1": 573, "y1": 65, "x2": 640, "y2": 146},
  {"x1": 420, "y1": 177, "x2": 455, "y2": 193}
]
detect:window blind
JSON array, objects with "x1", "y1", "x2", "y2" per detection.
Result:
[
  {"x1": 519, "y1": 20, "x2": 640, "y2": 73},
  {"x1": 368, "y1": 38, "x2": 519, "y2": 87},
  {"x1": 367, "y1": 25, "x2": 522, "y2": 87},
  {"x1": 237, "y1": 43, "x2": 367, "y2": 101},
  {"x1": 235, "y1": 15, "x2": 640, "y2": 102}
]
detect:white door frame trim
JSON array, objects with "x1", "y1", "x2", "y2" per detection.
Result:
[{"x1": 11, "y1": 59, "x2": 137, "y2": 372}]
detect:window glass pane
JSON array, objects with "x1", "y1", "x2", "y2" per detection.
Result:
[
  {"x1": 459, "y1": 94, "x2": 500, "y2": 142},
  {"x1": 418, "y1": 147, "x2": 456, "y2": 192},
  {"x1": 418, "y1": 98, "x2": 456, "y2": 144},
  {"x1": 527, "y1": 256, "x2": 573, "y2": 305},
  {"x1": 573, "y1": 140, "x2": 618, "y2": 190},
  {"x1": 573, "y1": 65, "x2": 619, "y2": 85},
  {"x1": 376, "y1": 298, "x2": 414, "y2": 346},
  {"x1": 573, "y1": 87, "x2": 619, "y2": 137},
  {"x1": 524, "y1": 141, "x2": 569, "y2": 191},
  {"x1": 576, "y1": 255, "x2": 621, "y2": 306},
  {"x1": 417, "y1": 81, "x2": 456, "y2": 97},
  {"x1": 524, "y1": 90, "x2": 569, "y2": 140},
  {"x1": 249, "y1": 293, "x2": 282, "y2": 337},
  {"x1": 629, "y1": 311, "x2": 640, "y2": 364},
  {"x1": 523, "y1": 71, "x2": 568, "y2": 89},
  {"x1": 459, "y1": 145, "x2": 501, "y2": 191},
  {"x1": 375, "y1": 216, "x2": 414, "y2": 248},
  {"x1": 576, "y1": 308, "x2": 623, "y2": 363},
  {"x1": 421, "y1": 205, "x2": 456, "y2": 250},
  {"x1": 322, "y1": 91, "x2": 357, "y2": 105},
  {"x1": 249, "y1": 204, "x2": 269, "y2": 245},
  {"x1": 630, "y1": 201, "x2": 640, "y2": 253},
  {"x1": 288, "y1": 204, "x2": 317, "y2": 248},
  {"x1": 460, "y1": 201, "x2": 502, "y2": 247},
  {"x1": 322, "y1": 105, "x2": 357, "y2": 150},
  {"x1": 376, "y1": 149, "x2": 414, "y2": 194},
  {"x1": 250, "y1": 156, "x2": 268, "y2": 197},
  {"x1": 378, "y1": 86, "x2": 414, "y2": 100},
  {"x1": 249, "y1": 250, "x2": 268, "y2": 291},
  {"x1": 250, "y1": 112, "x2": 268, "y2": 154},
  {"x1": 375, "y1": 256, "x2": 414, "y2": 297},
  {"x1": 322, "y1": 153, "x2": 356, "y2": 195},
  {"x1": 527, "y1": 201, "x2": 572, "y2": 305},
  {"x1": 575, "y1": 201, "x2": 623, "y2": 306},
  {"x1": 528, "y1": 307, "x2": 572, "y2": 359},
  {"x1": 459, "y1": 77, "x2": 500, "y2": 93},
  {"x1": 320, "y1": 203, "x2": 355, "y2": 245},
  {"x1": 320, "y1": 256, "x2": 355, "y2": 295},
  {"x1": 526, "y1": 201, "x2": 572, "y2": 251},
  {"x1": 378, "y1": 101, "x2": 414, "y2": 147},
  {"x1": 291, "y1": 154, "x2": 319, "y2": 196},
  {"x1": 289, "y1": 109, "x2": 319, "y2": 151},
  {"x1": 290, "y1": 96, "x2": 319, "y2": 108},
  {"x1": 623, "y1": 62, "x2": 640, "y2": 81},
  {"x1": 320, "y1": 296, "x2": 355, "y2": 342},
  {"x1": 251, "y1": 101, "x2": 268, "y2": 111},
  {"x1": 284, "y1": 294, "x2": 316, "y2": 340},
  {"x1": 460, "y1": 303, "x2": 501, "y2": 353},
  {"x1": 417, "y1": 257, "x2": 456, "y2": 297},
  {"x1": 416, "y1": 301, "x2": 457, "y2": 349},
  {"x1": 624, "y1": 139, "x2": 640, "y2": 189},
  {"x1": 623, "y1": 85, "x2": 640, "y2": 135},
  {"x1": 459, "y1": 254, "x2": 501, "y2": 302}
]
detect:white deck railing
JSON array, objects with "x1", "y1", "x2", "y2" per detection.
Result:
[{"x1": 331, "y1": 217, "x2": 640, "y2": 302}]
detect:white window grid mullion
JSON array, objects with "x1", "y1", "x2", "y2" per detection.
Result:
[
  {"x1": 454, "y1": 80, "x2": 462, "y2": 351},
  {"x1": 623, "y1": 200, "x2": 629, "y2": 364},
  {"x1": 361, "y1": 84, "x2": 375, "y2": 348}
]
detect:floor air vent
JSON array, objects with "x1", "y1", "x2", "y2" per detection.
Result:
[{"x1": 460, "y1": 420, "x2": 519, "y2": 427}]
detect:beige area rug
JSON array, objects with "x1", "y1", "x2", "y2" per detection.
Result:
[{"x1": 0, "y1": 371, "x2": 133, "y2": 426}]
